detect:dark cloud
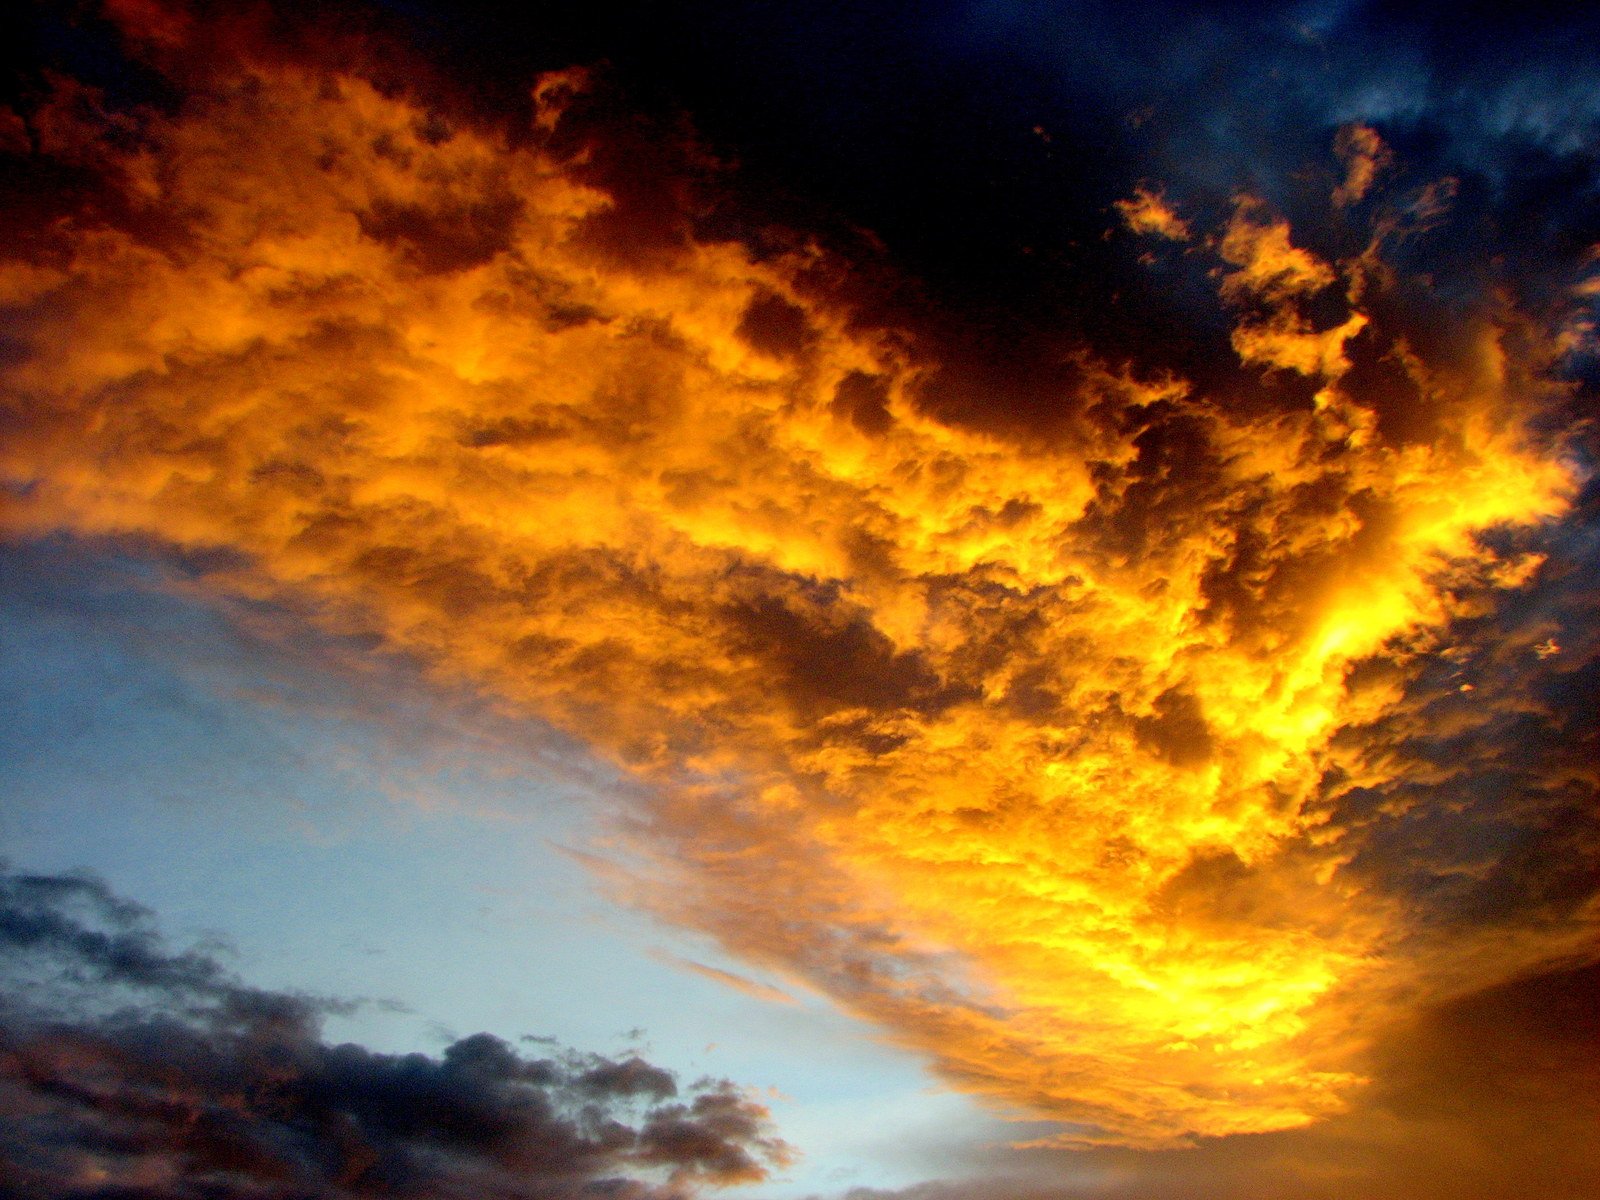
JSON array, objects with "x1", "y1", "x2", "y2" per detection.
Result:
[
  {"x1": 1315, "y1": 494, "x2": 1600, "y2": 940},
  {"x1": 0, "y1": 866, "x2": 791, "y2": 1200},
  {"x1": 357, "y1": 193, "x2": 525, "y2": 275},
  {"x1": 736, "y1": 290, "x2": 815, "y2": 361},
  {"x1": 719, "y1": 573, "x2": 966, "y2": 722},
  {"x1": 360, "y1": 0, "x2": 1600, "y2": 359},
  {"x1": 12, "y1": 0, "x2": 1596, "y2": 446}
]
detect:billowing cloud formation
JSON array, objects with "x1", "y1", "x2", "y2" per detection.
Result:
[
  {"x1": 0, "y1": 0, "x2": 1595, "y2": 1151},
  {"x1": 826, "y1": 954, "x2": 1600, "y2": 1199},
  {"x1": 0, "y1": 866, "x2": 791, "y2": 1199}
]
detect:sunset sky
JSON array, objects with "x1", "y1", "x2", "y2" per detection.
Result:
[{"x1": 2, "y1": 3, "x2": 1597, "y2": 1198}]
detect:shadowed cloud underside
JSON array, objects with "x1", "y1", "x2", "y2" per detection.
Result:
[{"x1": 0, "y1": 865, "x2": 791, "y2": 1199}]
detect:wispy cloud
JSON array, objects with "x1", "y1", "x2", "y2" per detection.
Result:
[{"x1": 648, "y1": 950, "x2": 800, "y2": 1007}]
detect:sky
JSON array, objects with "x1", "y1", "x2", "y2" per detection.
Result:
[{"x1": 0, "y1": 1, "x2": 1597, "y2": 1198}]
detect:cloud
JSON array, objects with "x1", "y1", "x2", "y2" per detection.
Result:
[
  {"x1": 1332, "y1": 125, "x2": 1391, "y2": 208},
  {"x1": 648, "y1": 951, "x2": 800, "y2": 1007},
  {"x1": 1215, "y1": 196, "x2": 1367, "y2": 379},
  {"x1": 0, "y1": 0, "x2": 1594, "y2": 1154},
  {"x1": 830, "y1": 955, "x2": 1600, "y2": 1199},
  {"x1": 1115, "y1": 186, "x2": 1190, "y2": 241},
  {"x1": 0, "y1": 865, "x2": 793, "y2": 1199}
]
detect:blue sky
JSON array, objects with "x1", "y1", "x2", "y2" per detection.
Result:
[{"x1": 0, "y1": 538, "x2": 1022, "y2": 1197}]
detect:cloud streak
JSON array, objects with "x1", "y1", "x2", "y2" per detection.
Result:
[{"x1": 647, "y1": 951, "x2": 800, "y2": 1008}]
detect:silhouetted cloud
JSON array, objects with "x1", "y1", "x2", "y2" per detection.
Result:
[{"x1": 0, "y1": 866, "x2": 792, "y2": 1199}]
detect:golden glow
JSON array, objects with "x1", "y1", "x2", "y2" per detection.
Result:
[
  {"x1": 1115, "y1": 185, "x2": 1190, "y2": 241},
  {"x1": 0, "y1": 52, "x2": 1579, "y2": 1148}
]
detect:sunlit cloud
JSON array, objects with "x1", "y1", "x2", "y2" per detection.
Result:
[
  {"x1": 0, "y1": 1, "x2": 1593, "y2": 1155},
  {"x1": 648, "y1": 951, "x2": 800, "y2": 1008},
  {"x1": 1113, "y1": 186, "x2": 1189, "y2": 242}
]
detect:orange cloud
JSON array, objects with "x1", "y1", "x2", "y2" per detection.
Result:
[
  {"x1": 0, "y1": 18, "x2": 1587, "y2": 1150},
  {"x1": 649, "y1": 950, "x2": 801, "y2": 1007},
  {"x1": 1333, "y1": 123, "x2": 1391, "y2": 207},
  {"x1": 1116, "y1": 185, "x2": 1190, "y2": 241},
  {"x1": 1216, "y1": 196, "x2": 1368, "y2": 381}
]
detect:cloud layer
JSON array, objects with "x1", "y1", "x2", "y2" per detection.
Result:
[
  {"x1": 0, "y1": 865, "x2": 791, "y2": 1199},
  {"x1": 1, "y1": 0, "x2": 1595, "y2": 1153}
]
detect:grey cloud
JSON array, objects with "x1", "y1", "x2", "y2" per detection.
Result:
[{"x1": 0, "y1": 866, "x2": 791, "y2": 1200}]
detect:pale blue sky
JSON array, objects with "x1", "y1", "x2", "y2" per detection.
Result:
[{"x1": 0, "y1": 537, "x2": 1026, "y2": 1197}]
